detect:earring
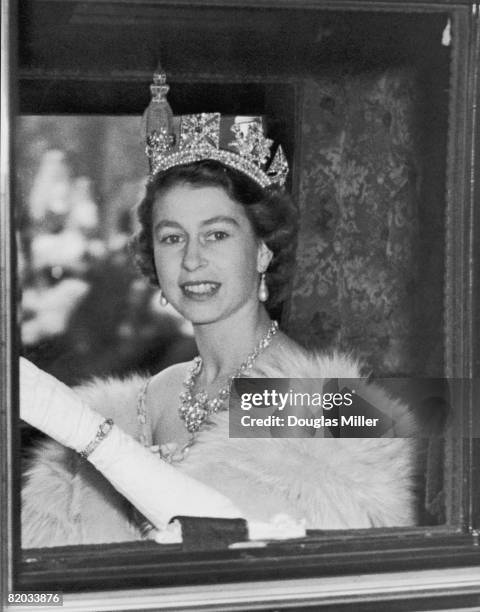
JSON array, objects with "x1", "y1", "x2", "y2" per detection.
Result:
[
  {"x1": 159, "y1": 290, "x2": 168, "y2": 307},
  {"x1": 258, "y1": 273, "x2": 269, "y2": 303}
]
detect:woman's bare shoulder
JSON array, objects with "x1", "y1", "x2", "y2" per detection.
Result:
[{"x1": 148, "y1": 361, "x2": 192, "y2": 395}]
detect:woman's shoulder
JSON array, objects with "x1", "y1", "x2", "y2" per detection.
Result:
[{"x1": 148, "y1": 360, "x2": 192, "y2": 396}]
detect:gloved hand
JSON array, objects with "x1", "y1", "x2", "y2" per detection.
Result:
[
  {"x1": 20, "y1": 357, "x2": 244, "y2": 529},
  {"x1": 20, "y1": 356, "x2": 102, "y2": 451}
]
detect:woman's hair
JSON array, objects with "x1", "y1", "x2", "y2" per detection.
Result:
[{"x1": 130, "y1": 160, "x2": 298, "y2": 312}]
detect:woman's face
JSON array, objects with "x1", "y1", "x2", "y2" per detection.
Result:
[{"x1": 152, "y1": 183, "x2": 267, "y2": 325}]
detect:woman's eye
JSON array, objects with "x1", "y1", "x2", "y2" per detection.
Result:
[
  {"x1": 159, "y1": 234, "x2": 184, "y2": 245},
  {"x1": 206, "y1": 231, "x2": 229, "y2": 241}
]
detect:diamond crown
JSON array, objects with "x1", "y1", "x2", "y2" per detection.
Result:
[{"x1": 143, "y1": 68, "x2": 289, "y2": 189}]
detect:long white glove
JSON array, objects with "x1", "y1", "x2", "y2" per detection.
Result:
[{"x1": 20, "y1": 357, "x2": 243, "y2": 529}]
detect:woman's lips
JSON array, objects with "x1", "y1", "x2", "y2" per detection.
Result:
[{"x1": 180, "y1": 281, "x2": 221, "y2": 300}]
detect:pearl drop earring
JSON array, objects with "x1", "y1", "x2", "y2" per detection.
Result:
[
  {"x1": 159, "y1": 290, "x2": 168, "y2": 307},
  {"x1": 258, "y1": 272, "x2": 269, "y2": 302}
]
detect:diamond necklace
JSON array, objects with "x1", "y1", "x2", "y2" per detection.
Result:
[{"x1": 179, "y1": 320, "x2": 279, "y2": 435}]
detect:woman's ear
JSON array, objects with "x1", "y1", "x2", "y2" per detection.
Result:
[{"x1": 257, "y1": 242, "x2": 273, "y2": 273}]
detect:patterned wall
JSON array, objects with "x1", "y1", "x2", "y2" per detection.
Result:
[{"x1": 287, "y1": 69, "x2": 445, "y2": 377}]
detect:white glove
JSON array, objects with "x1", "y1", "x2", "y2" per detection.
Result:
[
  {"x1": 20, "y1": 357, "x2": 244, "y2": 529},
  {"x1": 20, "y1": 357, "x2": 102, "y2": 451},
  {"x1": 89, "y1": 427, "x2": 243, "y2": 529}
]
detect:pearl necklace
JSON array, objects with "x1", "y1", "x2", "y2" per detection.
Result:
[{"x1": 179, "y1": 320, "x2": 279, "y2": 435}]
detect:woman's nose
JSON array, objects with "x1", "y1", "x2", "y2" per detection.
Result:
[{"x1": 182, "y1": 238, "x2": 207, "y2": 272}]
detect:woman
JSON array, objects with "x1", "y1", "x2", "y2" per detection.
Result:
[
  {"x1": 21, "y1": 82, "x2": 418, "y2": 547},
  {"x1": 132, "y1": 157, "x2": 300, "y2": 449}
]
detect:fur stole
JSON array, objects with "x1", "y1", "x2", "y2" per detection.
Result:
[
  {"x1": 22, "y1": 348, "x2": 418, "y2": 548},
  {"x1": 22, "y1": 376, "x2": 147, "y2": 547}
]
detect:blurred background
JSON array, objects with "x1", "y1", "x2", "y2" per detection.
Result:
[{"x1": 16, "y1": 115, "x2": 196, "y2": 386}]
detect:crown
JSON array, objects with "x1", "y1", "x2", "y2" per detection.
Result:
[{"x1": 143, "y1": 68, "x2": 289, "y2": 189}]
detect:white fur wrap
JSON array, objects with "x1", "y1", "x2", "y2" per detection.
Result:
[{"x1": 22, "y1": 348, "x2": 418, "y2": 547}]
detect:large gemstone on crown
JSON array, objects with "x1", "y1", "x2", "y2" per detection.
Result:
[{"x1": 179, "y1": 113, "x2": 221, "y2": 151}]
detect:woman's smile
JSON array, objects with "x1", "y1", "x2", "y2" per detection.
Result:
[{"x1": 180, "y1": 281, "x2": 221, "y2": 300}]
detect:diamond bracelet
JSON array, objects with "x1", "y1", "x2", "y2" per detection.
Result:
[{"x1": 79, "y1": 418, "x2": 114, "y2": 459}]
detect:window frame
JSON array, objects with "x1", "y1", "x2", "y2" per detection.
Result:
[{"x1": 2, "y1": 0, "x2": 480, "y2": 609}]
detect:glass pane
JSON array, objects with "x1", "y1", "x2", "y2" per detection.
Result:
[
  {"x1": 15, "y1": 9, "x2": 458, "y2": 563},
  {"x1": 17, "y1": 108, "x2": 448, "y2": 554}
]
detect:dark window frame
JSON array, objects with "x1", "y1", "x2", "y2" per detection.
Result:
[{"x1": 2, "y1": 0, "x2": 480, "y2": 609}]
